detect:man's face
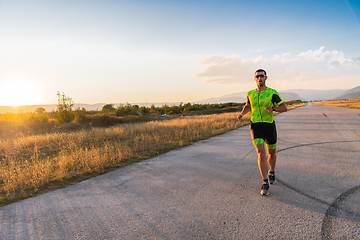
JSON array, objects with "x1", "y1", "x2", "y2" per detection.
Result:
[{"x1": 254, "y1": 71, "x2": 267, "y2": 87}]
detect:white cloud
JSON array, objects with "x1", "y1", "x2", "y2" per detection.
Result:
[
  {"x1": 194, "y1": 47, "x2": 360, "y2": 89},
  {"x1": 194, "y1": 55, "x2": 262, "y2": 84},
  {"x1": 298, "y1": 46, "x2": 324, "y2": 59}
]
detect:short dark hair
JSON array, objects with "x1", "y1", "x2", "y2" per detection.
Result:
[{"x1": 255, "y1": 69, "x2": 267, "y2": 75}]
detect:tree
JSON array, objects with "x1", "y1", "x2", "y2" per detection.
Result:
[
  {"x1": 56, "y1": 92, "x2": 75, "y2": 124},
  {"x1": 139, "y1": 106, "x2": 149, "y2": 114},
  {"x1": 150, "y1": 104, "x2": 156, "y2": 113},
  {"x1": 102, "y1": 104, "x2": 115, "y2": 113},
  {"x1": 35, "y1": 107, "x2": 46, "y2": 114},
  {"x1": 130, "y1": 105, "x2": 139, "y2": 115}
]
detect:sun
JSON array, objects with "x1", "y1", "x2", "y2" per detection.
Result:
[{"x1": 0, "y1": 80, "x2": 43, "y2": 106}]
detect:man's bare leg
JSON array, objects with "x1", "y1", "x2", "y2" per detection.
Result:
[
  {"x1": 254, "y1": 144, "x2": 268, "y2": 180},
  {"x1": 254, "y1": 143, "x2": 270, "y2": 195},
  {"x1": 268, "y1": 148, "x2": 276, "y2": 184},
  {"x1": 268, "y1": 148, "x2": 276, "y2": 172}
]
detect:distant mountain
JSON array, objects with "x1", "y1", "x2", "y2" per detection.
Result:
[
  {"x1": 286, "y1": 89, "x2": 346, "y2": 101},
  {"x1": 278, "y1": 92, "x2": 303, "y2": 102},
  {"x1": 0, "y1": 102, "x2": 179, "y2": 114},
  {"x1": 196, "y1": 91, "x2": 302, "y2": 104},
  {"x1": 196, "y1": 92, "x2": 247, "y2": 104},
  {"x1": 0, "y1": 103, "x2": 106, "y2": 114},
  {"x1": 0, "y1": 105, "x2": 56, "y2": 114},
  {"x1": 195, "y1": 88, "x2": 349, "y2": 104},
  {"x1": 332, "y1": 85, "x2": 360, "y2": 100}
]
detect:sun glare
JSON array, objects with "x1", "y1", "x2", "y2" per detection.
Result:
[{"x1": 0, "y1": 80, "x2": 42, "y2": 106}]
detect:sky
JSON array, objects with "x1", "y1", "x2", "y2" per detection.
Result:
[{"x1": 0, "y1": 0, "x2": 359, "y2": 106}]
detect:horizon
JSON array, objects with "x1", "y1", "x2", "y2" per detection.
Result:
[
  {"x1": 1, "y1": 0, "x2": 360, "y2": 106},
  {"x1": 0, "y1": 87, "x2": 352, "y2": 109}
]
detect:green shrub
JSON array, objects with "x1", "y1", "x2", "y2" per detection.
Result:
[
  {"x1": 74, "y1": 108, "x2": 88, "y2": 123},
  {"x1": 56, "y1": 92, "x2": 74, "y2": 124},
  {"x1": 102, "y1": 104, "x2": 115, "y2": 113}
]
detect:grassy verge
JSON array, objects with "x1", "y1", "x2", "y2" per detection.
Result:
[
  {"x1": 312, "y1": 97, "x2": 360, "y2": 109},
  {"x1": 0, "y1": 102, "x2": 306, "y2": 206}
]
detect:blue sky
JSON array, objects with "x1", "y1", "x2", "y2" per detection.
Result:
[{"x1": 0, "y1": 0, "x2": 359, "y2": 106}]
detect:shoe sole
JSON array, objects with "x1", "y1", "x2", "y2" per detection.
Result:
[{"x1": 260, "y1": 188, "x2": 269, "y2": 196}]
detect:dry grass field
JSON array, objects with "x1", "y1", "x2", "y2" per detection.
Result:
[
  {"x1": 0, "y1": 102, "x2": 306, "y2": 206},
  {"x1": 313, "y1": 97, "x2": 360, "y2": 109}
]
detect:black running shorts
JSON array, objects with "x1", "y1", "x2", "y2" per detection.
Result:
[{"x1": 250, "y1": 122, "x2": 277, "y2": 149}]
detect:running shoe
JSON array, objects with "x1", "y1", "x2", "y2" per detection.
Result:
[
  {"x1": 269, "y1": 171, "x2": 276, "y2": 184},
  {"x1": 260, "y1": 182, "x2": 269, "y2": 196}
]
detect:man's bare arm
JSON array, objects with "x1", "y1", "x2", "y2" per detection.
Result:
[{"x1": 237, "y1": 98, "x2": 251, "y2": 120}]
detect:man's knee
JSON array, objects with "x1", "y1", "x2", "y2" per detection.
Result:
[
  {"x1": 268, "y1": 148, "x2": 276, "y2": 155},
  {"x1": 256, "y1": 149, "x2": 267, "y2": 161}
]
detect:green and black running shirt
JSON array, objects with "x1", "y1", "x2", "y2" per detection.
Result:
[{"x1": 247, "y1": 87, "x2": 284, "y2": 123}]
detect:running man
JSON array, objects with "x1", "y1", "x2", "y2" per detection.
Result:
[{"x1": 237, "y1": 69, "x2": 287, "y2": 195}]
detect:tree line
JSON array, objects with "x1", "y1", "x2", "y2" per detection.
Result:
[{"x1": 0, "y1": 92, "x2": 304, "y2": 138}]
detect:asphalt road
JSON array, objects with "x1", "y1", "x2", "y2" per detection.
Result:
[{"x1": 1, "y1": 103, "x2": 359, "y2": 240}]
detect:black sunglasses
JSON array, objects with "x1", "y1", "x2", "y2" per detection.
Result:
[{"x1": 255, "y1": 74, "x2": 265, "y2": 78}]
